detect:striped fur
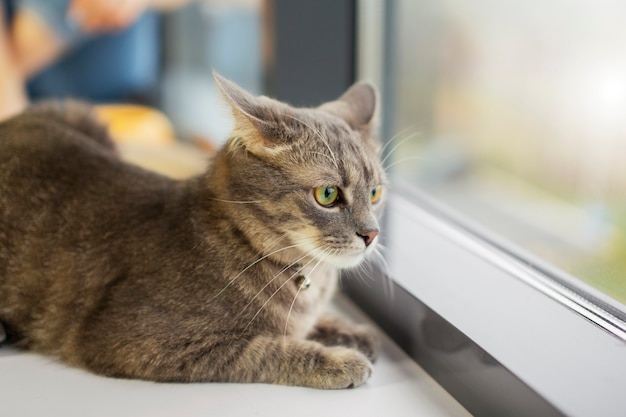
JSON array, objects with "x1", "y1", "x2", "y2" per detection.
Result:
[{"x1": 0, "y1": 74, "x2": 385, "y2": 388}]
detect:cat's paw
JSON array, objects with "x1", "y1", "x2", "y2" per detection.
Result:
[
  {"x1": 351, "y1": 324, "x2": 381, "y2": 362},
  {"x1": 308, "y1": 317, "x2": 381, "y2": 362},
  {"x1": 313, "y1": 347, "x2": 373, "y2": 389}
]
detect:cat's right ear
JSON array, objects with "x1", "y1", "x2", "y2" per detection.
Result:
[
  {"x1": 319, "y1": 82, "x2": 378, "y2": 135},
  {"x1": 213, "y1": 72, "x2": 285, "y2": 155}
]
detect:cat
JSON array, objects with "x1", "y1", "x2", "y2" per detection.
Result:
[{"x1": 0, "y1": 73, "x2": 386, "y2": 389}]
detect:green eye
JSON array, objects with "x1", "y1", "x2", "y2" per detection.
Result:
[
  {"x1": 314, "y1": 186, "x2": 339, "y2": 207},
  {"x1": 370, "y1": 186, "x2": 382, "y2": 204}
]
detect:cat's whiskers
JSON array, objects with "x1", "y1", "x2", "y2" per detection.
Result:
[
  {"x1": 205, "y1": 197, "x2": 268, "y2": 204},
  {"x1": 237, "y1": 249, "x2": 314, "y2": 318},
  {"x1": 307, "y1": 151, "x2": 339, "y2": 166},
  {"x1": 241, "y1": 245, "x2": 329, "y2": 334},
  {"x1": 209, "y1": 239, "x2": 318, "y2": 302},
  {"x1": 370, "y1": 244, "x2": 394, "y2": 301},
  {"x1": 260, "y1": 232, "x2": 290, "y2": 255},
  {"x1": 282, "y1": 248, "x2": 332, "y2": 348},
  {"x1": 354, "y1": 258, "x2": 375, "y2": 286},
  {"x1": 380, "y1": 131, "x2": 420, "y2": 166},
  {"x1": 378, "y1": 126, "x2": 417, "y2": 158},
  {"x1": 338, "y1": 249, "x2": 374, "y2": 290},
  {"x1": 383, "y1": 156, "x2": 426, "y2": 173}
]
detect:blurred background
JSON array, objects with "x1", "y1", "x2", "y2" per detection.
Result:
[
  {"x1": 159, "y1": 0, "x2": 354, "y2": 145},
  {"x1": 160, "y1": 0, "x2": 263, "y2": 146},
  {"x1": 387, "y1": 0, "x2": 626, "y2": 306}
]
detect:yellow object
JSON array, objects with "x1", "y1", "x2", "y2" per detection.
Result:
[
  {"x1": 94, "y1": 104, "x2": 207, "y2": 179},
  {"x1": 95, "y1": 104, "x2": 176, "y2": 146}
]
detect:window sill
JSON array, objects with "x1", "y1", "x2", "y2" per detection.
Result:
[{"x1": 0, "y1": 294, "x2": 469, "y2": 417}]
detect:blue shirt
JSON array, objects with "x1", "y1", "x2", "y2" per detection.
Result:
[{"x1": 14, "y1": 0, "x2": 160, "y2": 102}]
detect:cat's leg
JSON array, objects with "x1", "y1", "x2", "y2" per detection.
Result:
[
  {"x1": 0, "y1": 321, "x2": 6, "y2": 344},
  {"x1": 307, "y1": 315, "x2": 380, "y2": 362},
  {"x1": 79, "y1": 334, "x2": 372, "y2": 388},
  {"x1": 224, "y1": 336, "x2": 373, "y2": 389}
]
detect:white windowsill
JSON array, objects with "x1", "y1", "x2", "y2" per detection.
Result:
[
  {"x1": 386, "y1": 191, "x2": 626, "y2": 416},
  {"x1": 0, "y1": 294, "x2": 470, "y2": 417}
]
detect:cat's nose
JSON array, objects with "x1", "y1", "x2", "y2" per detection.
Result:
[{"x1": 358, "y1": 230, "x2": 379, "y2": 247}]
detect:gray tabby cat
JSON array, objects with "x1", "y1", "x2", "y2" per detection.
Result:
[{"x1": 0, "y1": 73, "x2": 386, "y2": 389}]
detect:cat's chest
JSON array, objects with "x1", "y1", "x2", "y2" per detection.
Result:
[
  {"x1": 285, "y1": 265, "x2": 338, "y2": 338},
  {"x1": 296, "y1": 267, "x2": 336, "y2": 306}
]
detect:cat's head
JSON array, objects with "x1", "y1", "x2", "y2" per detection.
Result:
[{"x1": 213, "y1": 73, "x2": 386, "y2": 269}]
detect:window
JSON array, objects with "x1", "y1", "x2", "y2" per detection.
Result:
[
  {"x1": 347, "y1": 1, "x2": 626, "y2": 416},
  {"x1": 387, "y1": 0, "x2": 626, "y2": 310}
]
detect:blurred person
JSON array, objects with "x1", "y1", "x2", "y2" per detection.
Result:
[{"x1": 0, "y1": 0, "x2": 191, "y2": 120}]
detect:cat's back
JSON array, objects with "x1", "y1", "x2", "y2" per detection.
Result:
[
  {"x1": 0, "y1": 104, "x2": 179, "y2": 253},
  {"x1": 0, "y1": 106, "x2": 198, "y2": 350},
  {"x1": 0, "y1": 103, "x2": 175, "y2": 205},
  {"x1": 0, "y1": 105, "x2": 112, "y2": 191},
  {"x1": 0, "y1": 102, "x2": 117, "y2": 177},
  {"x1": 0, "y1": 101, "x2": 116, "y2": 157}
]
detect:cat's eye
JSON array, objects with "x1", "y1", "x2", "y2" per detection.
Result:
[
  {"x1": 314, "y1": 186, "x2": 339, "y2": 207},
  {"x1": 370, "y1": 186, "x2": 383, "y2": 204}
]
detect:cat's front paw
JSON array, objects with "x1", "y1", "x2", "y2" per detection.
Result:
[
  {"x1": 308, "y1": 316, "x2": 381, "y2": 362},
  {"x1": 351, "y1": 324, "x2": 381, "y2": 362},
  {"x1": 314, "y1": 347, "x2": 373, "y2": 389}
]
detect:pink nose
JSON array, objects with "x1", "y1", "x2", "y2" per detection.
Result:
[{"x1": 358, "y1": 230, "x2": 379, "y2": 247}]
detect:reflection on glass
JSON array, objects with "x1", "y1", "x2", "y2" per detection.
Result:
[{"x1": 391, "y1": 0, "x2": 626, "y2": 305}]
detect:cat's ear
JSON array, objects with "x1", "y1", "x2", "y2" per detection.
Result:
[
  {"x1": 320, "y1": 82, "x2": 378, "y2": 133},
  {"x1": 213, "y1": 71, "x2": 285, "y2": 154}
]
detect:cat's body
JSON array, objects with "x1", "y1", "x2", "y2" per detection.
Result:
[{"x1": 0, "y1": 75, "x2": 385, "y2": 388}]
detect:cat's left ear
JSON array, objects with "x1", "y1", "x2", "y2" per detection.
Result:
[
  {"x1": 213, "y1": 71, "x2": 287, "y2": 154},
  {"x1": 320, "y1": 82, "x2": 378, "y2": 134}
]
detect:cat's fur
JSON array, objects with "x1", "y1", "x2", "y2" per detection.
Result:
[{"x1": 0, "y1": 74, "x2": 385, "y2": 389}]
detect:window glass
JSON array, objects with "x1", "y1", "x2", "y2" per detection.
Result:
[{"x1": 389, "y1": 0, "x2": 626, "y2": 306}]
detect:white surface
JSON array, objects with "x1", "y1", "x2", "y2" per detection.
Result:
[
  {"x1": 0, "y1": 296, "x2": 470, "y2": 417},
  {"x1": 388, "y1": 194, "x2": 626, "y2": 417}
]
